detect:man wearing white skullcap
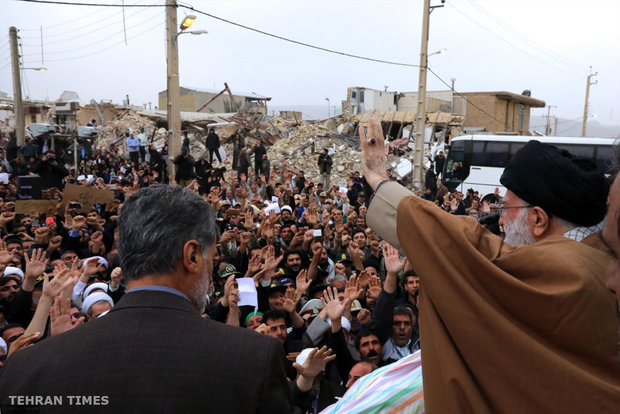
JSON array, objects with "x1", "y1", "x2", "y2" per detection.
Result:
[{"x1": 81, "y1": 291, "x2": 114, "y2": 320}]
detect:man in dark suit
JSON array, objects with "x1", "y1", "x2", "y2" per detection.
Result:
[{"x1": 0, "y1": 185, "x2": 292, "y2": 413}]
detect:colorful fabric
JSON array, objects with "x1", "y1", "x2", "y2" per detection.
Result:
[{"x1": 320, "y1": 350, "x2": 423, "y2": 414}]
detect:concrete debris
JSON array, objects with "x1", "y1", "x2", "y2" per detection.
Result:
[{"x1": 89, "y1": 105, "x2": 460, "y2": 185}]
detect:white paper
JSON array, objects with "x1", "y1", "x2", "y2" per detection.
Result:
[
  {"x1": 339, "y1": 186, "x2": 348, "y2": 194},
  {"x1": 271, "y1": 196, "x2": 279, "y2": 202},
  {"x1": 237, "y1": 278, "x2": 258, "y2": 311},
  {"x1": 0, "y1": 173, "x2": 8, "y2": 184},
  {"x1": 264, "y1": 203, "x2": 281, "y2": 216}
]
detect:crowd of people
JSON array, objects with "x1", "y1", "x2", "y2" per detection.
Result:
[
  {"x1": 0, "y1": 126, "x2": 436, "y2": 412},
  {"x1": 0, "y1": 119, "x2": 618, "y2": 413}
]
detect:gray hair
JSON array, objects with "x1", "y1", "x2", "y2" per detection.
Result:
[{"x1": 118, "y1": 185, "x2": 217, "y2": 281}]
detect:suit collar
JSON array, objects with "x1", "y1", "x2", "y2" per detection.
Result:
[{"x1": 111, "y1": 290, "x2": 199, "y2": 315}]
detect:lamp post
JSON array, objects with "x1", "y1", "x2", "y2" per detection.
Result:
[
  {"x1": 325, "y1": 97, "x2": 330, "y2": 118},
  {"x1": 21, "y1": 67, "x2": 47, "y2": 72},
  {"x1": 412, "y1": 38, "x2": 446, "y2": 190},
  {"x1": 166, "y1": 3, "x2": 206, "y2": 179}
]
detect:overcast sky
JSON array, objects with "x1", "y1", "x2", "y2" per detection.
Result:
[{"x1": 1, "y1": 0, "x2": 619, "y2": 128}]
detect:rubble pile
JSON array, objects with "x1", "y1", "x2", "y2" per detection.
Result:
[
  {"x1": 261, "y1": 118, "x2": 407, "y2": 186},
  {"x1": 95, "y1": 110, "x2": 156, "y2": 154}
]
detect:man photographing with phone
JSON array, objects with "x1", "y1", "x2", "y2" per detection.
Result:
[{"x1": 33, "y1": 150, "x2": 68, "y2": 190}]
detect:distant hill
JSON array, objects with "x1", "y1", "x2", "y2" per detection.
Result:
[{"x1": 529, "y1": 115, "x2": 620, "y2": 138}]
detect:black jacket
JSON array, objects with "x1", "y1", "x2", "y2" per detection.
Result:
[{"x1": 0, "y1": 290, "x2": 292, "y2": 413}]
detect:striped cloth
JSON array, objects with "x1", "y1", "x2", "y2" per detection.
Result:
[{"x1": 320, "y1": 350, "x2": 424, "y2": 414}]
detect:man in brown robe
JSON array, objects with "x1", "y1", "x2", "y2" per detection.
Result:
[{"x1": 360, "y1": 118, "x2": 620, "y2": 413}]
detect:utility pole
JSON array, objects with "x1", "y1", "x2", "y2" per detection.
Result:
[
  {"x1": 553, "y1": 117, "x2": 558, "y2": 137},
  {"x1": 412, "y1": 0, "x2": 442, "y2": 190},
  {"x1": 545, "y1": 105, "x2": 556, "y2": 136},
  {"x1": 581, "y1": 67, "x2": 597, "y2": 137},
  {"x1": 450, "y1": 77, "x2": 456, "y2": 112},
  {"x1": 9, "y1": 27, "x2": 24, "y2": 146},
  {"x1": 166, "y1": 0, "x2": 181, "y2": 179}
]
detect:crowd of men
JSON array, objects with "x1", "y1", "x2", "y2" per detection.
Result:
[{"x1": 0, "y1": 121, "x2": 618, "y2": 413}]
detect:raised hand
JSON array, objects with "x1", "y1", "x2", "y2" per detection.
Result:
[
  {"x1": 7, "y1": 332, "x2": 41, "y2": 357},
  {"x1": 344, "y1": 274, "x2": 364, "y2": 302},
  {"x1": 263, "y1": 245, "x2": 283, "y2": 272},
  {"x1": 247, "y1": 253, "x2": 262, "y2": 275},
  {"x1": 110, "y1": 267, "x2": 123, "y2": 289},
  {"x1": 367, "y1": 275, "x2": 382, "y2": 300},
  {"x1": 282, "y1": 287, "x2": 300, "y2": 314},
  {"x1": 50, "y1": 297, "x2": 84, "y2": 336},
  {"x1": 71, "y1": 215, "x2": 86, "y2": 231},
  {"x1": 43, "y1": 268, "x2": 78, "y2": 300},
  {"x1": 25, "y1": 248, "x2": 48, "y2": 280},
  {"x1": 384, "y1": 243, "x2": 407, "y2": 276},
  {"x1": 295, "y1": 269, "x2": 311, "y2": 295},
  {"x1": 293, "y1": 346, "x2": 336, "y2": 379},
  {"x1": 220, "y1": 275, "x2": 236, "y2": 307},
  {"x1": 34, "y1": 226, "x2": 51, "y2": 244},
  {"x1": 322, "y1": 286, "x2": 349, "y2": 322},
  {"x1": 359, "y1": 117, "x2": 388, "y2": 190},
  {"x1": 0, "y1": 240, "x2": 13, "y2": 264},
  {"x1": 357, "y1": 308, "x2": 371, "y2": 326},
  {"x1": 357, "y1": 269, "x2": 370, "y2": 289}
]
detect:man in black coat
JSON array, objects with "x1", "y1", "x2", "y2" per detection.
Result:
[
  {"x1": 0, "y1": 185, "x2": 292, "y2": 413},
  {"x1": 253, "y1": 141, "x2": 266, "y2": 176},
  {"x1": 32, "y1": 150, "x2": 69, "y2": 189},
  {"x1": 205, "y1": 128, "x2": 222, "y2": 164},
  {"x1": 173, "y1": 146, "x2": 196, "y2": 187}
]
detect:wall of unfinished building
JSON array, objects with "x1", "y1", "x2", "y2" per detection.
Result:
[
  {"x1": 77, "y1": 106, "x2": 120, "y2": 126},
  {"x1": 462, "y1": 95, "x2": 533, "y2": 135},
  {"x1": 398, "y1": 90, "x2": 466, "y2": 115}
]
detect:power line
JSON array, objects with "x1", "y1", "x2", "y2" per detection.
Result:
[
  {"x1": 20, "y1": 8, "x2": 159, "y2": 56},
  {"x1": 19, "y1": 0, "x2": 149, "y2": 40},
  {"x1": 425, "y1": 66, "x2": 505, "y2": 125},
  {"x1": 557, "y1": 120, "x2": 584, "y2": 136},
  {"x1": 15, "y1": 0, "x2": 167, "y2": 7},
  {"x1": 448, "y1": 2, "x2": 582, "y2": 78},
  {"x1": 18, "y1": 0, "x2": 125, "y2": 31},
  {"x1": 180, "y1": 5, "x2": 421, "y2": 69},
  {"x1": 529, "y1": 117, "x2": 583, "y2": 129},
  {"x1": 465, "y1": 0, "x2": 588, "y2": 69},
  {"x1": 22, "y1": 18, "x2": 162, "y2": 63}
]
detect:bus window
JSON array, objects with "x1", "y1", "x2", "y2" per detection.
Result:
[
  {"x1": 595, "y1": 146, "x2": 613, "y2": 174},
  {"x1": 444, "y1": 140, "x2": 467, "y2": 182},
  {"x1": 471, "y1": 142, "x2": 487, "y2": 166},
  {"x1": 559, "y1": 144, "x2": 594, "y2": 159},
  {"x1": 486, "y1": 142, "x2": 510, "y2": 167},
  {"x1": 508, "y1": 142, "x2": 526, "y2": 161}
]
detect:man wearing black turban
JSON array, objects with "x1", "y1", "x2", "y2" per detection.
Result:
[
  {"x1": 359, "y1": 118, "x2": 620, "y2": 413},
  {"x1": 499, "y1": 140, "x2": 608, "y2": 245}
]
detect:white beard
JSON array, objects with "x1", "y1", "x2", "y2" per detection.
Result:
[{"x1": 503, "y1": 207, "x2": 536, "y2": 246}]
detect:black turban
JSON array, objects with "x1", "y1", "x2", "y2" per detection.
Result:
[{"x1": 500, "y1": 140, "x2": 608, "y2": 227}]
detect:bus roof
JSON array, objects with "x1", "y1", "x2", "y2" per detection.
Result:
[{"x1": 450, "y1": 135, "x2": 616, "y2": 146}]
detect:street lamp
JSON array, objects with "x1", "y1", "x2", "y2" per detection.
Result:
[
  {"x1": 180, "y1": 15, "x2": 196, "y2": 31},
  {"x1": 428, "y1": 48, "x2": 446, "y2": 58},
  {"x1": 20, "y1": 67, "x2": 47, "y2": 72},
  {"x1": 325, "y1": 97, "x2": 330, "y2": 118}
]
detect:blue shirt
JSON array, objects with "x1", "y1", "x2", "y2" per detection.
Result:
[{"x1": 126, "y1": 136, "x2": 140, "y2": 152}]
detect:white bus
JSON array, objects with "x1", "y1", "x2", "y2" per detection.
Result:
[{"x1": 442, "y1": 135, "x2": 616, "y2": 200}]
